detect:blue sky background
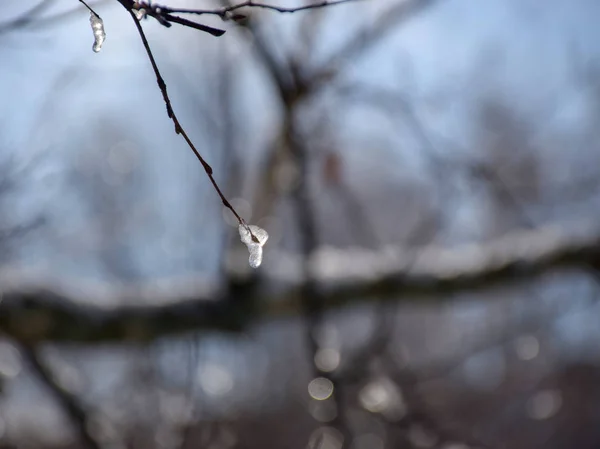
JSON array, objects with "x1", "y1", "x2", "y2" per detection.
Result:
[{"x1": 1, "y1": 0, "x2": 600, "y2": 282}]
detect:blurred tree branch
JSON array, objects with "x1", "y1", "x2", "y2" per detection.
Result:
[
  {"x1": 0, "y1": 0, "x2": 112, "y2": 34},
  {"x1": 0, "y1": 0, "x2": 57, "y2": 34},
  {"x1": 18, "y1": 342, "x2": 103, "y2": 449},
  {"x1": 303, "y1": 0, "x2": 441, "y2": 91},
  {"x1": 1, "y1": 222, "x2": 599, "y2": 343}
]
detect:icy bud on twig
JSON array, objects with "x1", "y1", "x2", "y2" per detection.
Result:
[
  {"x1": 89, "y1": 12, "x2": 106, "y2": 53},
  {"x1": 239, "y1": 224, "x2": 269, "y2": 269}
]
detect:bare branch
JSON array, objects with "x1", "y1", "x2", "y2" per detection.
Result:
[
  {"x1": 120, "y1": 6, "x2": 244, "y2": 225},
  {"x1": 154, "y1": 0, "x2": 360, "y2": 20},
  {"x1": 79, "y1": 0, "x2": 102, "y2": 16},
  {"x1": 117, "y1": 0, "x2": 225, "y2": 35},
  {"x1": 1, "y1": 223, "x2": 599, "y2": 343}
]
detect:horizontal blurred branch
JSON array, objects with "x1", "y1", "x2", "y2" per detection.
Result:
[{"x1": 1, "y1": 223, "x2": 599, "y2": 343}]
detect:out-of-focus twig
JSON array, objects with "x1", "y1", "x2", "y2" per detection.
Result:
[
  {"x1": 332, "y1": 211, "x2": 441, "y2": 383},
  {"x1": 18, "y1": 343, "x2": 102, "y2": 449},
  {"x1": 235, "y1": 1, "x2": 353, "y2": 440},
  {"x1": 303, "y1": 0, "x2": 441, "y2": 91},
  {"x1": 0, "y1": 0, "x2": 112, "y2": 35},
  {"x1": 0, "y1": 0, "x2": 57, "y2": 35}
]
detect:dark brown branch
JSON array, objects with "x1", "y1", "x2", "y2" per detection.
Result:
[
  {"x1": 1, "y1": 223, "x2": 599, "y2": 343},
  {"x1": 120, "y1": 7, "x2": 243, "y2": 224},
  {"x1": 157, "y1": 13, "x2": 225, "y2": 36},
  {"x1": 122, "y1": 0, "x2": 227, "y2": 36},
  {"x1": 154, "y1": 0, "x2": 359, "y2": 19},
  {"x1": 0, "y1": 281, "x2": 249, "y2": 344},
  {"x1": 79, "y1": 0, "x2": 101, "y2": 17}
]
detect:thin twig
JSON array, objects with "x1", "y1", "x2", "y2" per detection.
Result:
[
  {"x1": 158, "y1": 13, "x2": 225, "y2": 36},
  {"x1": 123, "y1": 8, "x2": 244, "y2": 225},
  {"x1": 156, "y1": 0, "x2": 359, "y2": 18},
  {"x1": 79, "y1": 0, "x2": 101, "y2": 17},
  {"x1": 115, "y1": 0, "x2": 226, "y2": 35}
]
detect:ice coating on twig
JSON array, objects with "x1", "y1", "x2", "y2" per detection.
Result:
[
  {"x1": 89, "y1": 12, "x2": 106, "y2": 53},
  {"x1": 239, "y1": 224, "x2": 269, "y2": 268}
]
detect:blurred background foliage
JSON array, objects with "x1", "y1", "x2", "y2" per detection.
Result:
[{"x1": 1, "y1": 0, "x2": 600, "y2": 448}]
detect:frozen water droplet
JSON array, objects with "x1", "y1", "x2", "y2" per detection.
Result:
[
  {"x1": 89, "y1": 12, "x2": 106, "y2": 53},
  {"x1": 239, "y1": 224, "x2": 269, "y2": 268}
]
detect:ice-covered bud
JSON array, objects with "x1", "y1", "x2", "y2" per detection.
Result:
[
  {"x1": 239, "y1": 224, "x2": 269, "y2": 269},
  {"x1": 89, "y1": 12, "x2": 106, "y2": 53}
]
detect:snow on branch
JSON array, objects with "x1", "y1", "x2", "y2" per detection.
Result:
[{"x1": 1, "y1": 223, "x2": 599, "y2": 344}]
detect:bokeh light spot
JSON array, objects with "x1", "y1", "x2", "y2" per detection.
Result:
[
  {"x1": 308, "y1": 377, "x2": 334, "y2": 401},
  {"x1": 198, "y1": 363, "x2": 234, "y2": 397},
  {"x1": 514, "y1": 334, "x2": 540, "y2": 360}
]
